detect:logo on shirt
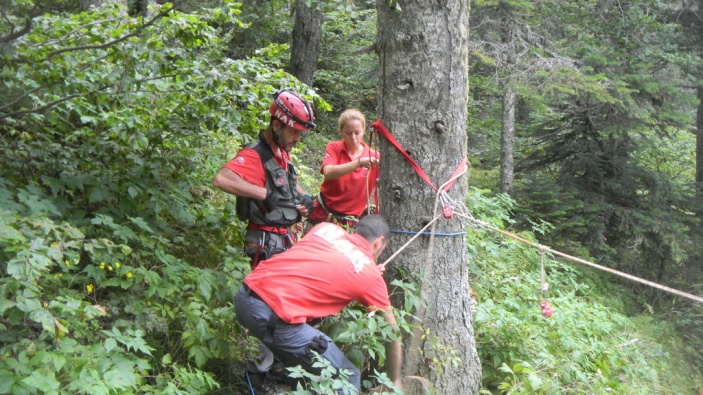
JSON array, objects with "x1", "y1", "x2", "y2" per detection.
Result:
[
  {"x1": 276, "y1": 176, "x2": 286, "y2": 186},
  {"x1": 235, "y1": 156, "x2": 245, "y2": 164},
  {"x1": 314, "y1": 224, "x2": 372, "y2": 273}
]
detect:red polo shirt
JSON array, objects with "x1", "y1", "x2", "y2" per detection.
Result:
[
  {"x1": 223, "y1": 146, "x2": 289, "y2": 188},
  {"x1": 315, "y1": 141, "x2": 379, "y2": 218},
  {"x1": 244, "y1": 222, "x2": 391, "y2": 324}
]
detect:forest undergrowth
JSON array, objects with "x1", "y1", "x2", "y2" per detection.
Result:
[
  {"x1": 1, "y1": 2, "x2": 702, "y2": 394},
  {"x1": 465, "y1": 188, "x2": 703, "y2": 395}
]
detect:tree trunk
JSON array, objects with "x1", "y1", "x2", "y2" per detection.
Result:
[
  {"x1": 499, "y1": 3, "x2": 517, "y2": 196},
  {"x1": 500, "y1": 87, "x2": 516, "y2": 195},
  {"x1": 696, "y1": 86, "x2": 703, "y2": 188},
  {"x1": 376, "y1": 1, "x2": 481, "y2": 394},
  {"x1": 141, "y1": 0, "x2": 158, "y2": 18},
  {"x1": 80, "y1": 0, "x2": 127, "y2": 11},
  {"x1": 289, "y1": 0, "x2": 323, "y2": 86}
]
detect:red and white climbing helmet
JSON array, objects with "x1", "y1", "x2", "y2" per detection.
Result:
[{"x1": 269, "y1": 90, "x2": 316, "y2": 131}]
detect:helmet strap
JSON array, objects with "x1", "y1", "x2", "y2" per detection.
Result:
[{"x1": 272, "y1": 120, "x2": 286, "y2": 148}]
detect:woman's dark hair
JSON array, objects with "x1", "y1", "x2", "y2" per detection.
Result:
[{"x1": 355, "y1": 214, "x2": 390, "y2": 244}]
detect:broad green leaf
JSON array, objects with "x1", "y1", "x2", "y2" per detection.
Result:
[
  {"x1": 22, "y1": 371, "x2": 60, "y2": 393},
  {"x1": 104, "y1": 337, "x2": 118, "y2": 353}
]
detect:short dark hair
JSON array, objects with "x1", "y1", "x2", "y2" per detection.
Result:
[{"x1": 355, "y1": 214, "x2": 390, "y2": 244}]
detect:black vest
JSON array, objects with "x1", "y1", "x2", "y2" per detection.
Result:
[{"x1": 236, "y1": 133, "x2": 301, "y2": 227}]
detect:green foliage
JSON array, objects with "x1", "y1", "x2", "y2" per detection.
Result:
[
  {"x1": 286, "y1": 353, "x2": 400, "y2": 395},
  {"x1": 467, "y1": 189, "x2": 702, "y2": 394},
  {"x1": 314, "y1": 278, "x2": 419, "y2": 391},
  {"x1": 0, "y1": 1, "x2": 327, "y2": 393},
  {"x1": 483, "y1": 0, "x2": 699, "y2": 292},
  {"x1": 314, "y1": 7, "x2": 378, "y2": 135},
  {"x1": 287, "y1": 352, "x2": 358, "y2": 395}
]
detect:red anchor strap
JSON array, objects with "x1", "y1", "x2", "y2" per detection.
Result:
[{"x1": 371, "y1": 119, "x2": 466, "y2": 192}]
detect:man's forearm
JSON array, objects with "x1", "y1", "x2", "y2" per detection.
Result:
[
  {"x1": 213, "y1": 168, "x2": 266, "y2": 199},
  {"x1": 385, "y1": 340, "x2": 402, "y2": 384}
]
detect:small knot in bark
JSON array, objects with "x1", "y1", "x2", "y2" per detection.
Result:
[
  {"x1": 433, "y1": 120, "x2": 445, "y2": 133},
  {"x1": 397, "y1": 79, "x2": 413, "y2": 91},
  {"x1": 392, "y1": 186, "x2": 402, "y2": 200}
]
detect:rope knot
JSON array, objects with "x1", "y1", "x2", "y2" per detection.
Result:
[
  {"x1": 537, "y1": 244, "x2": 547, "y2": 254},
  {"x1": 442, "y1": 205, "x2": 453, "y2": 219}
]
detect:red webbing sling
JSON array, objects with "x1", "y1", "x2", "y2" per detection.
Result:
[{"x1": 371, "y1": 119, "x2": 466, "y2": 192}]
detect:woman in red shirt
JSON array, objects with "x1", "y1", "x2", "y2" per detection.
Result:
[{"x1": 308, "y1": 109, "x2": 380, "y2": 228}]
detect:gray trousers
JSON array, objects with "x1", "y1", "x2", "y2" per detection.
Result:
[{"x1": 234, "y1": 285, "x2": 360, "y2": 394}]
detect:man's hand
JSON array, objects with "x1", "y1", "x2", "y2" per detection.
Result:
[
  {"x1": 307, "y1": 334, "x2": 329, "y2": 355},
  {"x1": 299, "y1": 194, "x2": 314, "y2": 216},
  {"x1": 262, "y1": 191, "x2": 279, "y2": 212},
  {"x1": 369, "y1": 379, "x2": 403, "y2": 393}
]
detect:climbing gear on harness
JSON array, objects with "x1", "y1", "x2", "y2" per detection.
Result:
[
  {"x1": 314, "y1": 193, "x2": 360, "y2": 228},
  {"x1": 245, "y1": 227, "x2": 295, "y2": 267},
  {"x1": 269, "y1": 90, "x2": 316, "y2": 131}
]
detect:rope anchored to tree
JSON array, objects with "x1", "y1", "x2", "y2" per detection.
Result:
[
  {"x1": 372, "y1": 119, "x2": 703, "y2": 306},
  {"x1": 456, "y1": 212, "x2": 703, "y2": 305}
]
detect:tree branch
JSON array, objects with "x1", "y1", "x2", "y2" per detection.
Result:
[
  {"x1": 0, "y1": 17, "x2": 32, "y2": 44},
  {"x1": 46, "y1": 6, "x2": 173, "y2": 59},
  {"x1": 1, "y1": 93, "x2": 88, "y2": 120},
  {"x1": 353, "y1": 43, "x2": 376, "y2": 54},
  {"x1": 0, "y1": 52, "x2": 114, "y2": 113},
  {"x1": 0, "y1": 83, "x2": 59, "y2": 113}
]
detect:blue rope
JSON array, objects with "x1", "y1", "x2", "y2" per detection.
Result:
[
  {"x1": 245, "y1": 369, "x2": 256, "y2": 395},
  {"x1": 390, "y1": 229, "x2": 466, "y2": 237}
]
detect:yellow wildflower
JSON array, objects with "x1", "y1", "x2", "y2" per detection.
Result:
[
  {"x1": 126, "y1": 272, "x2": 133, "y2": 278},
  {"x1": 115, "y1": 262, "x2": 121, "y2": 268},
  {"x1": 65, "y1": 260, "x2": 70, "y2": 266},
  {"x1": 100, "y1": 262, "x2": 106, "y2": 269},
  {"x1": 86, "y1": 284, "x2": 94, "y2": 293},
  {"x1": 108, "y1": 266, "x2": 113, "y2": 271}
]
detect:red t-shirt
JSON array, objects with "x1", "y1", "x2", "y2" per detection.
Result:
[
  {"x1": 222, "y1": 145, "x2": 290, "y2": 187},
  {"x1": 315, "y1": 141, "x2": 379, "y2": 217},
  {"x1": 244, "y1": 222, "x2": 391, "y2": 324}
]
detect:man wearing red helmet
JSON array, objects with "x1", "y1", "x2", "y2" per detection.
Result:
[{"x1": 213, "y1": 90, "x2": 316, "y2": 268}]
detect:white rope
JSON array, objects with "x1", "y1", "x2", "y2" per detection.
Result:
[
  {"x1": 379, "y1": 162, "x2": 468, "y2": 269},
  {"x1": 379, "y1": 213, "x2": 442, "y2": 269},
  {"x1": 455, "y1": 212, "x2": 703, "y2": 305}
]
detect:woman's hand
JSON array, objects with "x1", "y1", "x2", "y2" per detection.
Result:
[{"x1": 358, "y1": 156, "x2": 379, "y2": 168}]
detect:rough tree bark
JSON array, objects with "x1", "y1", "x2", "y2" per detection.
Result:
[
  {"x1": 289, "y1": 0, "x2": 323, "y2": 86},
  {"x1": 376, "y1": 1, "x2": 481, "y2": 394},
  {"x1": 500, "y1": 87, "x2": 515, "y2": 195},
  {"x1": 697, "y1": 86, "x2": 703, "y2": 188},
  {"x1": 140, "y1": 0, "x2": 158, "y2": 18},
  {"x1": 499, "y1": 2, "x2": 517, "y2": 196},
  {"x1": 80, "y1": 0, "x2": 127, "y2": 11}
]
